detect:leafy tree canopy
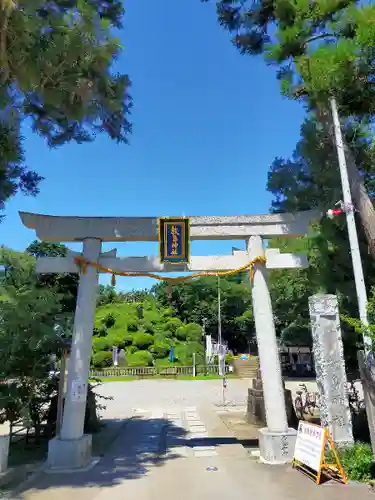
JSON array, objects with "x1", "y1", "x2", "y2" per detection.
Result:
[
  {"x1": 0, "y1": 0, "x2": 132, "y2": 213},
  {"x1": 203, "y1": 0, "x2": 375, "y2": 117},
  {"x1": 26, "y1": 240, "x2": 78, "y2": 315}
]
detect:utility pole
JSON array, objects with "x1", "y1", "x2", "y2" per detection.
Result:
[
  {"x1": 331, "y1": 97, "x2": 375, "y2": 454},
  {"x1": 217, "y1": 276, "x2": 222, "y2": 348},
  {"x1": 217, "y1": 276, "x2": 225, "y2": 376},
  {"x1": 330, "y1": 97, "x2": 371, "y2": 352}
]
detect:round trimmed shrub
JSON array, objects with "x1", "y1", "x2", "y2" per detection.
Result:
[
  {"x1": 175, "y1": 325, "x2": 187, "y2": 341},
  {"x1": 123, "y1": 333, "x2": 133, "y2": 346},
  {"x1": 175, "y1": 341, "x2": 204, "y2": 365},
  {"x1": 184, "y1": 323, "x2": 202, "y2": 342},
  {"x1": 132, "y1": 333, "x2": 154, "y2": 350},
  {"x1": 143, "y1": 321, "x2": 154, "y2": 334},
  {"x1": 91, "y1": 351, "x2": 112, "y2": 368},
  {"x1": 106, "y1": 333, "x2": 123, "y2": 347},
  {"x1": 92, "y1": 337, "x2": 111, "y2": 353},
  {"x1": 150, "y1": 342, "x2": 170, "y2": 359},
  {"x1": 102, "y1": 313, "x2": 116, "y2": 328},
  {"x1": 165, "y1": 318, "x2": 182, "y2": 334},
  {"x1": 127, "y1": 350, "x2": 153, "y2": 367},
  {"x1": 127, "y1": 319, "x2": 138, "y2": 332}
]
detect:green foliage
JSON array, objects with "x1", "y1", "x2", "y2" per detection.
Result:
[
  {"x1": 150, "y1": 342, "x2": 171, "y2": 359},
  {"x1": 0, "y1": 0, "x2": 132, "y2": 213},
  {"x1": 26, "y1": 240, "x2": 78, "y2": 314},
  {"x1": 0, "y1": 247, "x2": 65, "y2": 424},
  {"x1": 328, "y1": 443, "x2": 374, "y2": 482},
  {"x1": 205, "y1": 0, "x2": 375, "y2": 119},
  {"x1": 165, "y1": 318, "x2": 183, "y2": 333},
  {"x1": 92, "y1": 337, "x2": 111, "y2": 353},
  {"x1": 132, "y1": 333, "x2": 154, "y2": 350},
  {"x1": 153, "y1": 277, "x2": 254, "y2": 351},
  {"x1": 102, "y1": 313, "x2": 116, "y2": 329},
  {"x1": 91, "y1": 351, "x2": 112, "y2": 368},
  {"x1": 127, "y1": 345, "x2": 137, "y2": 355},
  {"x1": 175, "y1": 325, "x2": 188, "y2": 341},
  {"x1": 127, "y1": 319, "x2": 138, "y2": 332},
  {"x1": 175, "y1": 342, "x2": 205, "y2": 365},
  {"x1": 176, "y1": 323, "x2": 202, "y2": 342},
  {"x1": 142, "y1": 321, "x2": 154, "y2": 334},
  {"x1": 127, "y1": 350, "x2": 153, "y2": 367}
]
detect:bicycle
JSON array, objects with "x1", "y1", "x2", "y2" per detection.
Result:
[
  {"x1": 347, "y1": 380, "x2": 365, "y2": 412},
  {"x1": 294, "y1": 383, "x2": 319, "y2": 420}
]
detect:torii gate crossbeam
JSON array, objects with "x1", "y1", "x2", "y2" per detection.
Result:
[{"x1": 19, "y1": 210, "x2": 317, "y2": 470}]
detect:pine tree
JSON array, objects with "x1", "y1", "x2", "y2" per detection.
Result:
[
  {"x1": 204, "y1": 0, "x2": 375, "y2": 256},
  {"x1": 0, "y1": 0, "x2": 132, "y2": 212}
]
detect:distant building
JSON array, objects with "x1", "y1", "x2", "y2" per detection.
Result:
[{"x1": 279, "y1": 345, "x2": 315, "y2": 377}]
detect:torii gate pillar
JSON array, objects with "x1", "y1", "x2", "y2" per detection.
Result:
[
  {"x1": 49, "y1": 238, "x2": 102, "y2": 471},
  {"x1": 19, "y1": 210, "x2": 317, "y2": 470},
  {"x1": 248, "y1": 236, "x2": 296, "y2": 463}
]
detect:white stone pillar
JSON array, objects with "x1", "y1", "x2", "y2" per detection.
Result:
[
  {"x1": 247, "y1": 236, "x2": 296, "y2": 463},
  {"x1": 309, "y1": 294, "x2": 353, "y2": 445},
  {"x1": 47, "y1": 238, "x2": 101, "y2": 470},
  {"x1": 0, "y1": 423, "x2": 10, "y2": 473}
]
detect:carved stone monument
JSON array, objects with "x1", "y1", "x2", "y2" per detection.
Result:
[
  {"x1": 247, "y1": 369, "x2": 297, "y2": 429},
  {"x1": 309, "y1": 294, "x2": 353, "y2": 445}
]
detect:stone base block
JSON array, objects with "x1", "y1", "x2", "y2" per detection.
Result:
[
  {"x1": 47, "y1": 435, "x2": 92, "y2": 471},
  {"x1": 0, "y1": 434, "x2": 9, "y2": 473},
  {"x1": 258, "y1": 427, "x2": 297, "y2": 465}
]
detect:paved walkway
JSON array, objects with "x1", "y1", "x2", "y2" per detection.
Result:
[{"x1": 12, "y1": 380, "x2": 372, "y2": 500}]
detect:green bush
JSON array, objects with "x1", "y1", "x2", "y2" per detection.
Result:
[
  {"x1": 107, "y1": 332, "x2": 126, "y2": 348},
  {"x1": 127, "y1": 350, "x2": 153, "y2": 367},
  {"x1": 93, "y1": 325, "x2": 107, "y2": 337},
  {"x1": 150, "y1": 342, "x2": 170, "y2": 359},
  {"x1": 175, "y1": 341, "x2": 204, "y2": 365},
  {"x1": 127, "y1": 345, "x2": 137, "y2": 354},
  {"x1": 328, "y1": 443, "x2": 374, "y2": 482},
  {"x1": 161, "y1": 307, "x2": 175, "y2": 318},
  {"x1": 102, "y1": 312, "x2": 116, "y2": 328},
  {"x1": 127, "y1": 319, "x2": 138, "y2": 332},
  {"x1": 176, "y1": 323, "x2": 202, "y2": 342},
  {"x1": 132, "y1": 332, "x2": 154, "y2": 349},
  {"x1": 175, "y1": 325, "x2": 187, "y2": 341},
  {"x1": 165, "y1": 318, "x2": 183, "y2": 334},
  {"x1": 184, "y1": 323, "x2": 202, "y2": 342},
  {"x1": 143, "y1": 321, "x2": 154, "y2": 334},
  {"x1": 92, "y1": 337, "x2": 111, "y2": 353},
  {"x1": 144, "y1": 310, "x2": 162, "y2": 324},
  {"x1": 123, "y1": 333, "x2": 134, "y2": 346},
  {"x1": 92, "y1": 351, "x2": 112, "y2": 368}
]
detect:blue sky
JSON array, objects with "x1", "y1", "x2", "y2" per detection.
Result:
[{"x1": 0, "y1": 0, "x2": 305, "y2": 291}]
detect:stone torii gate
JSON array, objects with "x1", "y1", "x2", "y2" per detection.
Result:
[{"x1": 20, "y1": 210, "x2": 316, "y2": 470}]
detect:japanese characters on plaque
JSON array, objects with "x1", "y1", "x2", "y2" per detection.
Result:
[{"x1": 158, "y1": 218, "x2": 190, "y2": 264}]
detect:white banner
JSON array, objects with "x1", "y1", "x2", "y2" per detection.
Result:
[
  {"x1": 206, "y1": 335, "x2": 212, "y2": 360},
  {"x1": 293, "y1": 421, "x2": 325, "y2": 472}
]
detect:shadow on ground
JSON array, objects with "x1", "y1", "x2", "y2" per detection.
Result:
[
  {"x1": 14, "y1": 416, "x2": 188, "y2": 496},
  {"x1": 13, "y1": 414, "x2": 264, "y2": 498}
]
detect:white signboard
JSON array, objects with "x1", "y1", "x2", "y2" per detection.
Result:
[
  {"x1": 71, "y1": 378, "x2": 87, "y2": 402},
  {"x1": 293, "y1": 421, "x2": 325, "y2": 472}
]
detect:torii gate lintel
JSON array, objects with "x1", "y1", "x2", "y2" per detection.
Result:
[{"x1": 19, "y1": 210, "x2": 317, "y2": 470}]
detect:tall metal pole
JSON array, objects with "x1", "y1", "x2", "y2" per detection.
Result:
[
  {"x1": 218, "y1": 276, "x2": 222, "y2": 348},
  {"x1": 217, "y1": 275, "x2": 224, "y2": 376},
  {"x1": 330, "y1": 97, "x2": 371, "y2": 352}
]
